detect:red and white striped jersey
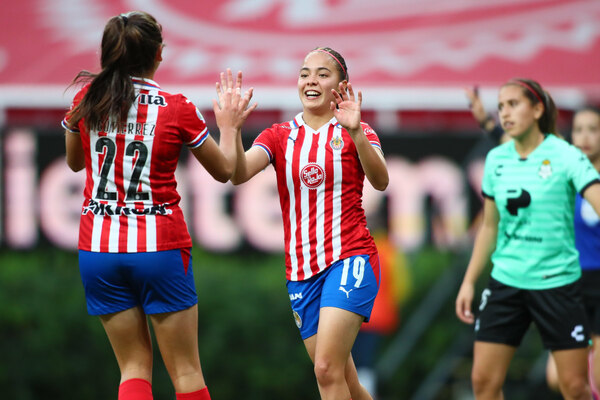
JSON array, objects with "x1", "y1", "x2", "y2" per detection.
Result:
[
  {"x1": 253, "y1": 113, "x2": 381, "y2": 281},
  {"x1": 63, "y1": 78, "x2": 210, "y2": 253}
]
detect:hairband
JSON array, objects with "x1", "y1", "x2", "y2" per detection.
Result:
[
  {"x1": 315, "y1": 49, "x2": 347, "y2": 79},
  {"x1": 509, "y1": 80, "x2": 544, "y2": 105},
  {"x1": 121, "y1": 15, "x2": 128, "y2": 26}
]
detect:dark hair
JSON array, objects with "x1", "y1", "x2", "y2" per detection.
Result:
[
  {"x1": 503, "y1": 78, "x2": 559, "y2": 136},
  {"x1": 67, "y1": 11, "x2": 163, "y2": 130},
  {"x1": 575, "y1": 105, "x2": 600, "y2": 118},
  {"x1": 311, "y1": 47, "x2": 348, "y2": 82}
]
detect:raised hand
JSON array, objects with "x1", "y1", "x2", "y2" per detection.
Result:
[
  {"x1": 213, "y1": 69, "x2": 257, "y2": 132},
  {"x1": 330, "y1": 82, "x2": 362, "y2": 134}
]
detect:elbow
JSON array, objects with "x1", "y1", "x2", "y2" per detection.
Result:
[
  {"x1": 370, "y1": 174, "x2": 389, "y2": 191},
  {"x1": 372, "y1": 181, "x2": 388, "y2": 191},
  {"x1": 66, "y1": 158, "x2": 84, "y2": 172},
  {"x1": 229, "y1": 173, "x2": 248, "y2": 186},
  {"x1": 214, "y1": 170, "x2": 233, "y2": 184}
]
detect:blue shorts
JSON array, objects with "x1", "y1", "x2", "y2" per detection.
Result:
[
  {"x1": 79, "y1": 248, "x2": 197, "y2": 316},
  {"x1": 287, "y1": 253, "x2": 380, "y2": 340}
]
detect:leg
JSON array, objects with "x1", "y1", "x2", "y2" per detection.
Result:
[
  {"x1": 553, "y1": 348, "x2": 592, "y2": 400},
  {"x1": 149, "y1": 304, "x2": 206, "y2": 394},
  {"x1": 304, "y1": 335, "x2": 371, "y2": 400},
  {"x1": 545, "y1": 352, "x2": 560, "y2": 392},
  {"x1": 308, "y1": 306, "x2": 370, "y2": 400},
  {"x1": 471, "y1": 341, "x2": 516, "y2": 400},
  {"x1": 344, "y1": 352, "x2": 372, "y2": 400},
  {"x1": 99, "y1": 306, "x2": 153, "y2": 384},
  {"x1": 591, "y1": 335, "x2": 600, "y2": 396}
]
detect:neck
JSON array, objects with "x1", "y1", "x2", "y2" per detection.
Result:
[
  {"x1": 302, "y1": 111, "x2": 334, "y2": 131},
  {"x1": 591, "y1": 156, "x2": 600, "y2": 173},
  {"x1": 514, "y1": 129, "x2": 545, "y2": 158}
]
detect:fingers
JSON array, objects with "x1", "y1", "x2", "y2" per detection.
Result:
[
  {"x1": 236, "y1": 70, "x2": 243, "y2": 91},
  {"x1": 346, "y1": 82, "x2": 355, "y2": 100},
  {"x1": 455, "y1": 297, "x2": 474, "y2": 324}
]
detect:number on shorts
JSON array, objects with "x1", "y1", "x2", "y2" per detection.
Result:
[{"x1": 340, "y1": 256, "x2": 366, "y2": 288}]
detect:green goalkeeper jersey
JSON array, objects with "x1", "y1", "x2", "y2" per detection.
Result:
[{"x1": 482, "y1": 134, "x2": 600, "y2": 289}]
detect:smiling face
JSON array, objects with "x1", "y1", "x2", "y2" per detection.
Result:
[
  {"x1": 497, "y1": 84, "x2": 544, "y2": 140},
  {"x1": 297, "y1": 51, "x2": 345, "y2": 116},
  {"x1": 572, "y1": 109, "x2": 600, "y2": 164}
]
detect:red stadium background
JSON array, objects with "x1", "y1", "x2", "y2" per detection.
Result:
[{"x1": 1, "y1": 0, "x2": 599, "y2": 122}]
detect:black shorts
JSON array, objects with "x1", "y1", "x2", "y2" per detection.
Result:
[
  {"x1": 475, "y1": 277, "x2": 591, "y2": 350},
  {"x1": 581, "y1": 270, "x2": 600, "y2": 335}
]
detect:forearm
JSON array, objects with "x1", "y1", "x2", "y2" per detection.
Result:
[
  {"x1": 218, "y1": 127, "x2": 238, "y2": 178},
  {"x1": 349, "y1": 127, "x2": 389, "y2": 191},
  {"x1": 463, "y1": 223, "x2": 497, "y2": 285},
  {"x1": 230, "y1": 134, "x2": 248, "y2": 185},
  {"x1": 65, "y1": 130, "x2": 85, "y2": 172}
]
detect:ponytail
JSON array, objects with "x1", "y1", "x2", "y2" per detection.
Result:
[{"x1": 67, "y1": 11, "x2": 162, "y2": 130}]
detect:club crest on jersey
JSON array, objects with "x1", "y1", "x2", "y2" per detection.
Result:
[
  {"x1": 538, "y1": 159, "x2": 552, "y2": 179},
  {"x1": 293, "y1": 310, "x2": 302, "y2": 329},
  {"x1": 300, "y1": 163, "x2": 325, "y2": 189},
  {"x1": 329, "y1": 135, "x2": 344, "y2": 151},
  {"x1": 137, "y1": 93, "x2": 167, "y2": 107}
]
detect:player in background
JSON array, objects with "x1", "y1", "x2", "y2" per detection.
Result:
[
  {"x1": 546, "y1": 106, "x2": 600, "y2": 398},
  {"x1": 466, "y1": 89, "x2": 600, "y2": 398},
  {"x1": 228, "y1": 47, "x2": 389, "y2": 400},
  {"x1": 455, "y1": 78, "x2": 600, "y2": 400},
  {"x1": 63, "y1": 11, "x2": 255, "y2": 400}
]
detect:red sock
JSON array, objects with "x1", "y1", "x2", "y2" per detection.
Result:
[
  {"x1": 118, "y1": 378, "x2": 153, "y2": 400},
  {"x1": 176, "y1": 387, "x2": 211, "y2": 400}
]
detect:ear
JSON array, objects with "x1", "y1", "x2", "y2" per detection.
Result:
[
  {"x1": 533, "y1": 101, "x2": 544, "y2": 120},
  {"x1": 156, "y1": 45, "x2": 163, "y2": 62}
]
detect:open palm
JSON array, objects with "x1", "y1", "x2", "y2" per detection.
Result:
[{"x1": 331, "y1": 82, "x2": 362, "y2": 132}]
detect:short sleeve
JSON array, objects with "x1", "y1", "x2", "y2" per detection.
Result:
[
  {"x1": 361, "y1": 122, "x2": 382, "y2": 152},
  {"x1": 178, "y1": 96, "x2": 210, "y2": 148},
  {"x1": 481, "y1": 151, "x2": 496, "y2": 199},
  {"x1": 62, "y1": 86, "x2": 87, "y2": 133},
  {"x1": 566, "y1": 145, "x2": 600, "y2": 193},
  {"x1": 252, "y1": 126, "x2": 277, "y2": 162}
]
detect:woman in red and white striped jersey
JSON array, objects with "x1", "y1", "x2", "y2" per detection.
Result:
[
  {"x1": 231, "y1": 47, "x2": 389, "y2": 400},
  {"x1": 63, "y1": 11, "x2": 255, "y2": 400}
]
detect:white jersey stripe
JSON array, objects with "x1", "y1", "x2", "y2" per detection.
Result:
[
  {"x1": 286, "y1": 127, "x2": 299, "y2": 280},
  {"x1": 299, "y1": 128, "x2": 314, "y2": 279},
  {"x1": 142, "y1": 90, "x2": 159, "y2": 251},
  {"x1": 108, "y1": 215, "x2": 120, "y2": 252},
  {"x1": 331, "y1": 125, "x2": 343, "y2": 261},
  {"x1": 315, "y1": 127, "x2": 328, "y2": 273},
  {"x1": 90, "y1": 214, "x2": 102, "y2": 252},
  {"x1": 127, "y1": 216, "x2": 137, "y2": 252},
  {"x1": 146, "y1": 216, "x2": 157, "y2": 252}
]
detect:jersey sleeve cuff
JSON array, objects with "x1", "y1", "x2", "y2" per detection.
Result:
[
  {"x1": 482, "y1": 190, "x2": 494, "y2": 200},
  {"x1": 252, "y1": 143, "x2": 273, "y2": 162},
  {"x1": 580, "y1": 179, "x2": 600, "y2": 197},
  {"x1": 187, "y1": 128, "x2": 209, "y2": 148},
  {"x1": 62, "y1": 119, "x2": 80, "y2": 133}
]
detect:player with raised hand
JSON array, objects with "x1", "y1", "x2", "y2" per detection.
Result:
[
  {"x1": 230, "y1": 47, "x2": 388, "y2": 400},
  {"x1": 63, "y1": 11, "x2": 254, "y2": 400}
]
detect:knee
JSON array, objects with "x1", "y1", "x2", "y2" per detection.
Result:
[
  {"x1": 471, "y1": 369, "x2": 502, "y2": 396},
  {"x1": 559, "y1": 377, "x2": 590, "y2": 400},
  {"x1": 314, "y1": 359, "x2": 343, "y2": 387}
]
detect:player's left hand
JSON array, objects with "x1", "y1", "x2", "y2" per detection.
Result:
[
  {"x1": 331, "y1": 82, "x2": 362, "y2": 134},
  {"x1": 213, "y1": 69, "x2": 257, "y2": 132}
]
